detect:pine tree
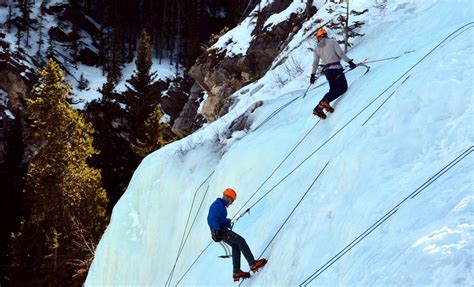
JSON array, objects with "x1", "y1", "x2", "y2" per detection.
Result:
[
  {"x1": 36, "y1": 3, "x2": 46, "y2": 64},
  {"x1": 6, "y1": 0, "x2": 13, "y2": 33},
  {"x1": 0, "y1": 114, "x2": 26, "y2": 287},
  {"x1": 47, "y1": 36, "x2": 55, "y2": 59},
  {"x1": 78, "y1": 73, "x2": 89, "y2": 90},
  {"x1": 15, "y1": 28, "x2": 23, "y2": 49},
  {"x1": 131, "y1": 106, "x2": 172, "y2": 157},
  {"x1": 6, "y1": 59, "x2": 108, "y2": 286},
  {"x1": 84, "y1": 97, "x2": 139, "y2": 214},
  {"x1": 126, "y1": 29, "x2": 157, "y2": 102},
  {"x1": 18, "y1": 0, "x2": 31, "y2": 47},
  {"x1": 106, "y1": 30, "x2": 125, "y2": 89},
  {"x1": 124, "y1": 29, "x2": 160, "y2": 157}
]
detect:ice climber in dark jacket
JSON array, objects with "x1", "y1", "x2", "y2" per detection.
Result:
[{"x1": 207, "y1": 188, "x2": 267, "y2": 282}]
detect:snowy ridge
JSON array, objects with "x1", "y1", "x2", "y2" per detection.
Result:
[{"x1": 86, "y1": 0, "x2": 474, "y2": 286}]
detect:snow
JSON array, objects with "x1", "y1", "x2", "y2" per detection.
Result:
[
  {"x1": 4, "y1": 109, "x2": 14, "y2": 119},
  {"x1": 197, "y1": 91, "x2": 208, "y2": 114},
  {"x1": 212, "y1": 16, "x2": 255, "y2": 57},
  {"x1": 213, "y1": 0, "x2": 276, "y2": 57},
  {"x1": 160, "y1": 113, "x2": 171, "y2": 124},
  {"x1": 87, "y1": 0, "x2": 474, "y2": 286},
  {"x1": 70, "y1": 58, "x2": 177, "y2": 109},
  {"x1": 115, "y1": 58, "x2": 178, "y2": 93},
  {"x1": 263, "y1": 1, "x2": 306, "y2": 30},
  {"x1": 0, "y1": 2, "x2": 180, "y2": 110},
  {"x1": 0, "y1": 89, "x2": 6, "y2": 105}
]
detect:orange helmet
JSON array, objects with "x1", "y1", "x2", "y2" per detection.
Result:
[
  {"x1": 223, "y1": 188, "x2": 237, "y2": 201},
  {"x1": 316, "y1": 28, "x2": 328, "y2": 38}
]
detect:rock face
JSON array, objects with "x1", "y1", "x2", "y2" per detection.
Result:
[
  {"x1": 48, "y1": 26, "x2": 75, "y2": 43},
  {"x1": 186, "y1": 0, "x2": 316, "y2": 125},
  {"x1": 171, "y1": 83, "x2": 205, "y2": 138},
  {"x1": 159, "y1": 78, "x2": 191, "y2": 122},
  {"x1": 45, "y1": 2, "x2": 101, "y2": 66},
  {"x1": 0, "y1": 53, "x2": 36, "y2": 162},
  {"x1": 76, "y1": 47, "x2": 99, "y2": 66},
  {"x1": 226, "y1": 100, "x2": 263, "y2": 137}
]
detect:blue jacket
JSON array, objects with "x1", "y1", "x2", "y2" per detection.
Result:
[{"x1": 207, "y1": 198, "x2": 232, "y2": 231}]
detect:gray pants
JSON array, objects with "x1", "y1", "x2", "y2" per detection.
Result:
[{"x1": 222, "y1": 229, "x2": 255, "y2": 272}]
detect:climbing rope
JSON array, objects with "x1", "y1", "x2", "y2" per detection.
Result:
[
  {"x1": 173, "y1": 105, "x2": 323, "y2": 286},
  {"x1": 362, "y1": 74, "x2": 411, "y2": 126},
  {"x1": 299, "y1": 146, "x2": 473, "y2": 286},
  {"x1": 174, "y1": 22, "x2": 474, "y2": 285},
  {"x1": 361, "y1": 50, "x2": 415, "y2": 64},
  {"x1": 165, "y1": 172, "x2": 214, "y2": 287},
  {"x1": 175, "y1": 119, "x2": 322, "y2": 285},
  {"x1": 257, "y1": 161, "x2": 330, "y2": 258},
  {"x1": 361, "y1": 22, "x2": 474, "y2": 126},
  {"x1": 232, "y1": 120, "x2": 322, "y2": 223},
  {"x1": 175, "y1": 241, "x2": 213, "y2": 286},
  {"x1": 252, "y1": 97, "x2": 300, "y2": 132},
  {"x1": 254, "y1": 62, "x2": 369, "y2": 135},
  {"x1": 238, "y1": 161, "x2": 330, "y2": 287}
]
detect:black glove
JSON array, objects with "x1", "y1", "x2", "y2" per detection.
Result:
[
  {"x1": 310, "y1": 74, "x2": 316, "y2": 84},
  {"x1": 348, "y1": 60, "x2": 357, "y2": 70},
  {"x1": 211, "y1": 229, "x2": 222, "y2": 242}
]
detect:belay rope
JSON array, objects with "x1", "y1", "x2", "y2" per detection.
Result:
[
  {"x1": 256, "y1": 62, "x2": 370, "y2": 132},
  {"x1": 175, "y1": 118, "x2": 323, "y2": 286},
  {"x1": 299, "y1": 146, "x2": 473, "y2": 286},
  {"x1": 256, "y1": 162, "x2": 329, "y2": 259},
  {"x1": 237, "y1": 161, "x2": 330, "y2": 287},
  {"x1": 165, "y1": 172, "x2": 214, "y2": 287},
  {"x1": 174, "y1": 22, "x2": 474, "y2": 286}
]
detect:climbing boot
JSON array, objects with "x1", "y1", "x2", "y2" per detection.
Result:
[
  {"x1": 250, "y1": 258, "x2": 268, "y2": 272},
  {"x1": 319, "y1": 100, "x2": 334, "y2": 113},
  {"x1": 313, "y1": 105, "x2": 326, "y2": 119},
  {"x1": 233, "y1": 270, "x2": 250, "y2": 282}
]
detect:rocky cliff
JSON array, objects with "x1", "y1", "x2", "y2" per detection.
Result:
[
  {"x1": 0, "y1": 51, "x2": 36, "y2": 162},
  {"x1": 184, "y1": 0, "x2": 316, "y2": 125}
]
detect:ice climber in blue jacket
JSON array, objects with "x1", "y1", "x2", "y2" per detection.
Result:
[{"x1": 207, "y1": 188, "x2": 267, "y2": 282}]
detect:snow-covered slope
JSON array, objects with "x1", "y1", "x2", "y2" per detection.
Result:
[
  {"x1": 0, "y1": 1, "x2": 178, "y2": 109},
  {"x1": 86, "y1": 0, "x2": 474, "y2": 286}
]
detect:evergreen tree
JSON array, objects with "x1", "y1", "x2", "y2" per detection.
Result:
[
  {"x1": 36, "y1": 3, "x2": 46, "y2": 64},
  {"x1": 126, "y1": 29, "x2": 157, "y2": 102},
  {"x1": 124, "y1": 29, "x2": 160, "y2": 157},
  {"x1": 15, "y1": 28, "x2": 23, "y2": 49},
  {"x1": 0, "y1": 114, "x2": 26, "y2": 287},
  {"x1": 47, "y1": 36, "x2": 55, "y2": 59},
  {"x1": 131, "y1": 106, "x2": 171, "y2": 157},
  {"x1": 84, "y1": 98, "x2": 138, "y2": 213},
  {"x1": 6, "y1": 0, "x2": 13, "y2": 33},
  {"x1": 6, "y1": 59, "x2": 108, "y2": 286},
  {"x1": 103, "y1": 30, "x2": 125, "y2": 91},
  {"x1": 78, "y1": 73, "x2": 89, "y2": 90},
  {"x1": 18, "y1": 0, "x2": 31, "y2": 47}
]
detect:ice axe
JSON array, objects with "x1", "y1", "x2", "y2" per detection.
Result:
[{"x1": 302, "y1": 82, "x2": 313, "y2": 99}]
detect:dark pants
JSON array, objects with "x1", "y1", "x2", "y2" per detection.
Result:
[
  {"x1": 222, "y1": 229, "x2": 255, "y2": 272},
  {"x1": 322, "y1": 68, "x2": 348, "y2": 103}
]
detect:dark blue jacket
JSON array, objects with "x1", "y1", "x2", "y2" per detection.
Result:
[{"x1": 207, "y1": 198, "x2": 232, "y2": 231}]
